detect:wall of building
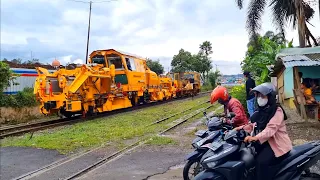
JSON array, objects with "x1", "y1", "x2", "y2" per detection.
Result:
[
  {"x1": 283, "y1": 67, "x2": 294, "y2": 99},
  {"x1": 282, "y1": 66, "x2": 320, "y2": 101},
  {"x1": 3, "y1": 68, "x2": 55, "y2": 95}
]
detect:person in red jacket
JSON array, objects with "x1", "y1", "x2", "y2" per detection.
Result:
[{"x1": 210, "y1": 85, "x2": 249, "y2": 127}]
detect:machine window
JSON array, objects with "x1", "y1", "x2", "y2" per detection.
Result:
[
  {"x1": 129, "y1": 58, "x2": 136, "y2": 71},
  {"x1": 91, "y1": 55, "x2": 106, "y2": 66},
  {"x1": 107, "y1": 54, "x2": 124, "y2": 70}
]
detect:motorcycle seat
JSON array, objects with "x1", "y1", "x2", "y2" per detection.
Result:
[{"x1": 272, "y1": 143, "x2": 314, "y2": 168}]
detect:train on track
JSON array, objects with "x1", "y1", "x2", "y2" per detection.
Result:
[{"x1": 33, "y1": 49, "x2": 201, "y2": 118}]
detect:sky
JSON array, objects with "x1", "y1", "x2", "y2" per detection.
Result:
[{"x1": 1, "y1": 0, "x2": 319, "y2": 75}]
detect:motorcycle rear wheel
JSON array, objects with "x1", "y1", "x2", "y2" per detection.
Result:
[{"x1": 183, "y1": 159, "x2": 202, "y2": 180}]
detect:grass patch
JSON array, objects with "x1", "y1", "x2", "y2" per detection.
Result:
[
  {"x1": 146, "y1": 136, "x2": 177, "y2": 145},
  {"x1": 1, "y1": 96, "x2": 212, "y2": 154}
]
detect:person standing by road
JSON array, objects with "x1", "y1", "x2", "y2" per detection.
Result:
[{"x1": 243, "y1": 71, "x2": 256, "y2": 117}]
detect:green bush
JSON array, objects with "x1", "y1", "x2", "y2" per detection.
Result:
[
  {"x1": 229, "y1": 85, "x2": 248, "y2": 114},
  {"x1": 0, "y1": 87, "x2": 38, "y2": 108},
  {"x1": 201, "y1": 83, "x2": 212, "y2": 91}
]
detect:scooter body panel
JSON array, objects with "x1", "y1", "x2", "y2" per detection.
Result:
[
  {"x1": 213, "y1": 161, "x2": 246, "y2": 180},
  {"x1": 193, "y1": 169, "x2": 225, "y2": 180},
  {"x1": 185, "y1": 149, "x2": 206, "y2": 161}
]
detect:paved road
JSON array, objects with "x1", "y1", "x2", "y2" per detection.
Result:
[
  {"x1": 0, "y1": 147, "x2": 65, "y2": 180},
  {"x1": 77, "y1": 146, "x2": 190, "y2": 180}
]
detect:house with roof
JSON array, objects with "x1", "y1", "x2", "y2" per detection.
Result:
[{"x1": 269, "y1": 46, "x2": 320, "y2": 119}]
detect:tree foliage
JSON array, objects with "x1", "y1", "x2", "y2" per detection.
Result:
[
  {"x1": 146, "y1": 58, "x2": 164, "y2": 75},
  {"x1": 171, "y1": 41, "x2": 213, "y2": 81},
  {"x1": 199, "y1": 41, "x2": 213, "y2": 56},
  {"x1": 208, "y1": 70, "x2": 222, "y2": 88},
  {"x1": 0, "y1": 61, "x2": 12, "y2": 94},
  {"x1": 236, "y1": 0, "x2": 319, "y2": 47},
  {"x1": 171, "y1": 49, "x2": 194, "y2": 72},
  {"x1": 241, "y1": 31, "x2": 293, "y2": 84}
]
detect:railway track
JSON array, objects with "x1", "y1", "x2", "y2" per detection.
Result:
[
  {"x1": 0, "y1": 91, "x2": 211, "y2": 139},
  {"x1": 12, "y1": 96, "x2": 217, "y2": 180},
  {"x1": 63, "y1": 104, "x2": 215, "y2": 180}
]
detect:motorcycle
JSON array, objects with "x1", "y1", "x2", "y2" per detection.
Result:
[
  {"x1": 191, "y1": 111, "x2": 235, "y2": 148},
  {"x1": 193, "y1": 129, "x2": 320, "y2": 180},
  {"x1": 183, "y1": 112, "x2": 235, "y2": 180}
]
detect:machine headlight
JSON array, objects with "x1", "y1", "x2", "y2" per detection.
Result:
[{"x1": 39, "y1": 79, "x2": 43, "y2": 83}]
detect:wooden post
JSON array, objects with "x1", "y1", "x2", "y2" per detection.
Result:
[{"x1": 293, "y1": 67, "x2": 308, "y2": 120}]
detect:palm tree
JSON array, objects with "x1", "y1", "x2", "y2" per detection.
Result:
[{"x1": 236, "y1": 0, "x2": 319, "y2": 47}]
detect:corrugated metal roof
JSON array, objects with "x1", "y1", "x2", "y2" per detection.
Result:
[
  {"x1": 276, "y1": 46, "x2": 320, "y2": 58},
  {"x1": 305, "y1": 53, "x2": 320, "y2": 61},
  {"x1": 283, "y1": 60, "x2": 320, "y2": 67},
  {"x1": 281, "y1": 54, "x2": 320, "y2": 67},
  {"x1": 270, "y1": 47, "x2": 320, "y2": 76}
]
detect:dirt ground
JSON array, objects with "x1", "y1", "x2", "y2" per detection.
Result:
[{"x1": 284, "y1": 106, "x2": 320, "y2": 144}]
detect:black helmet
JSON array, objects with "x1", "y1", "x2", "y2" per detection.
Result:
[{"x1": 250, "y1": 82, "x2": 276, "y2": 96}]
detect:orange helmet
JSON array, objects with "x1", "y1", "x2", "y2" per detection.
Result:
[{"x1": 210, "y1": 86, "x2": 229, "y2": 104}]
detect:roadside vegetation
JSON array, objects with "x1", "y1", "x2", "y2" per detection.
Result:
[
  {"x1": 1, "y1": 96, "x2": 216, "y2": 154},
  {"x1": 146, "y1": 136, "x2": 177, "y2": 146}
]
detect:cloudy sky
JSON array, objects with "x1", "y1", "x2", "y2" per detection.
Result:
[{"x1": 1, "y1": 0, "x2": 319, "y2": 75}]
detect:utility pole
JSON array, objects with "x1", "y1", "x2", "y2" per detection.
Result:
[
  {"x1": 68, "y1": 0, "x2": 117, "y2": 64},
  {"x1": 85, "y1": 1, "x2": 92, "y2": 64},
  {"x1": 31, "y1": 51, "x2": 33, "y2": 61}
]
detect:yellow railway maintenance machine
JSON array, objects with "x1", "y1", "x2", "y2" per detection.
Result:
[
  {"x1": 34, "y1": 49, "x2": 178, "y2": 117},
  {"x1": 89, "y1": 49, "x2": 174, "y2": 106},
  {"x1": 168, "y1": 72, "x2": 201, "y2": 97},
  {"x1": 34, "y1": 64, "x2": 118, "y2": 117}
]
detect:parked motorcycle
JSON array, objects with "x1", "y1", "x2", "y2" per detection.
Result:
[
  {"x1": 183, "y1": 112, "x2": 235, "y2": 180},
  {"x1": 193, "y1": 129, "x2": 320, "y2": 180}
]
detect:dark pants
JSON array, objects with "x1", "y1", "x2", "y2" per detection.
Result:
[
  {"x1": 255, "y1": 143, "x2": 276, "y2": 180},
  {"x1": 255, "y1": 142, "x2": 290, "y2": 180}
]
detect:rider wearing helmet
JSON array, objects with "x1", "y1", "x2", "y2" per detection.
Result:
[
  {"x1": 235, "y1": 82, "x2": 292, "y2": 180},
  {"x1": 210, "y1": 85, "x2": 248, "y2": 127}
]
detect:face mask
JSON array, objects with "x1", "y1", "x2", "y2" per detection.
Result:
[{"x1": 257, "y1": 97, "x2": 268, "y2": 107}]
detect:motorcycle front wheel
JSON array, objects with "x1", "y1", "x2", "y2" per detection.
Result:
[{"x1": 183, "y1": 159, "x2": 202, "y2": 180}]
